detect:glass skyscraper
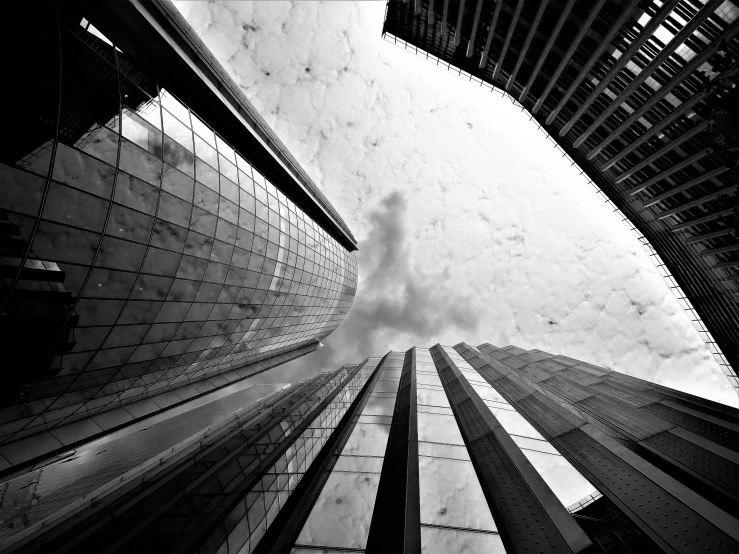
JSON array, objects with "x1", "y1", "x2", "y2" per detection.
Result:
[
  {"x1": 380, "y1": 0, "x2": 739, "y2": 394},
  {"x1": 0, "y1": 0, "x2": 357, "y2": 476},
  {"x1": 2, "y1": 342, "x2": 737, "y2": 553}
]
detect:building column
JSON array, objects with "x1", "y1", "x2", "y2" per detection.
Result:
[
  {"x1": 366, "y1": 348, "x2": 422, "y2": 553},
  {"x1": 430, "y1": 344, "x2": 593, "y2": 553},
  {"x1": 455, "y1": 343, "x2": 739, "y2": 554}
]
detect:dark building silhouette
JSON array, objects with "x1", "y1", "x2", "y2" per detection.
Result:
[
  {"x1": 381, "y1": 0, "x2": 739, "y2": 391},
  {"x1": 2, "y1": 343, "x2": 737, "y2": 553},
  {"x1": 0, "y1": 0, "x2": 357, "y2": 477}
]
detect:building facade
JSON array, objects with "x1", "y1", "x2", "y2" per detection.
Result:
[
  {"x1": 2, "y1": 343, "x2": 737, "y2": 553},
  {"x1": 381, "y1": 0, "x2": 739, "y2": 391},
  {"x1": 0, "y1": 0, "x2": 357, "y2": 476}
]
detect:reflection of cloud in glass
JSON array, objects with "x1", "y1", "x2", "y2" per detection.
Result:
[
  {"x1": 418, "y1": 456, "x2": 497, "y2": 531},
  {"x1": 296, "y1": 471, "x2": 381, "y2": 549},
  {"x1": 521, "y1": 449, "x2": 598, "y2": 508},
  {"x1": 420, "y1": 526, "x2": 505, "y2": 554}
]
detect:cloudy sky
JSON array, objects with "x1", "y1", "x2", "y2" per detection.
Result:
[{"x1": 174, "y1": 0, "x2": 737, "y2": 408}]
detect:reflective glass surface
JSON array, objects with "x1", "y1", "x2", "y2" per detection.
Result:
[
  {"x1": 442, "y1": 347, "x2": 598, "y2": 509},
  {"x1": 417, "y1": 348, "x2": 500, "y2": 551},
  {"x1": 295, "y1": 353, "x2": 404, "y2": 552},
  {"x1": 209, "y1": 365, "x2": 365, "y2": 554},
  {"x1": 0, "y1": 17, "x2": 357, "y2": 455}
]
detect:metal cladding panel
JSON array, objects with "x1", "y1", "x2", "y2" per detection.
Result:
[
  {"x1": 540, "y1": 374, "x2": 598, "y2": 404},
  {"x1": 431, "y1": 345, "x2": 592, "y2": 554},
  {"x1": 575, "y1": 394, "x2": 673, "y2": 441},
  {"x1": 366, "y1": 349, "x2": 421, "y2": 553},
  {"x1": 555, "y1": 427, "x2": 739, "y2": 554},
  {"x1": 641, "y1": 431, "x2": 739, "y2": 505},
  {"x1": 641, "y1": 402, "x2": 739, "y2": 452},
  {"x1": 557, "y1": 367, "x2": 610, "y2": 387},
  {"x1": 516, "y1": 363, "x2": 554, "y2": 383}
]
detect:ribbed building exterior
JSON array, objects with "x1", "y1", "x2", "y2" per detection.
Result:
[
  {"x1": 3, "y1": 343, "x2": 737, "y2": 553},
  {"x1": 0, "y1": 1, "x2": 357, "y2": 476},
  {"x1": 381, "y1": 0, "x2": 739, "y2": 391}
]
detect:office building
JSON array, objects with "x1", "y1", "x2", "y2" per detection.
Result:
[
  {"x1": 381, "y1": 0, "x2": 739, "y2": 391},
  {"x1": 0, "y1": 0, "x2": 357, "y2": 475},
  {"x1": 2, "y1": 342, "x2": 737, "y2": 553}
]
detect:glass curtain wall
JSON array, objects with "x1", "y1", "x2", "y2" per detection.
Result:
[{"x1": 0, "y1": 11, "x2": 357, "y2": 454}]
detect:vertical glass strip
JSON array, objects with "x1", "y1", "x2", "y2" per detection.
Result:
[
  {"x1": 292, "y1": 352, "x2": 404, "y2": 552},
  {"x1": 365, "y1": 348, "x2": 421, "y2": 553},
  {"x1": 418, "y1": 348, "x2": 502, "y2": 553},
  {"x1": 448, "y1": 346, "x2": 598, "y2": 508}
]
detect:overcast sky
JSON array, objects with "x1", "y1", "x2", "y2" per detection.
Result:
[{"x1": 175, "y1": 0, "x2": 737, "y2": 408}]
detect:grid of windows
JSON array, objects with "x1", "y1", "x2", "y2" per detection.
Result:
[
  {"x1": 0, "y1": 15, "x2": 356, "y2": 450},
  {"x1": 208, "y1": 363, "x2": 369, "y2": 554},
  {"x1": 294, "y1": 353, "x2": 403, "y2": 552},
  {"x1": 382, "y1": 0, "x2": 739, "y2": 394}
]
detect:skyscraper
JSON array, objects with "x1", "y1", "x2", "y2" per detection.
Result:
[
  {"x1": 0, "y1": 0, "x2": 357, "y2": 476},
  {"x1": 380, "y1": 0, "x2": 739, "y2": 391},
  {"x1": 2, "y1": 342, "x2": 737, "y2": 553}
]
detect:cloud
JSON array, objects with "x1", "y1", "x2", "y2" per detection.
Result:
[
  {"x1": 255, "y1": 191, "x2": 482, "y2": 384},
  {"x1": 175, "y1": 1, "x2": 737, "y2": 407}
]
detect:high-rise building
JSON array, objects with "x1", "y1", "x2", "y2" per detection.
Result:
[
  {"x1": 0, "y1": 0, "x2": 357, "y2": 476},
  {"x1": 2, "y1": 343, "x2": 737, "y2": 553},
  {"x1": 380, "y1": 0, "x2": 739, "y2": 391}
]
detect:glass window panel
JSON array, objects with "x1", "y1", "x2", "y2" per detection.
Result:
[
  {"x1": 162, "y1": 164, "x2": 194, "y2": 201},
  {"x1": 520, "y1": 449, "x2": 597, "y2": 508},
  {"x1": 162, "y1": 108, "x2": 193, "y2": 148},
  {"x1": 122, "y1": 111, "x2": 161, "y2": 157},
  {"x1": 419, "y1": 457, "x2": 497, "y2": 531},
  {"x1": 420, "y1": 526, "x2": 504, "y2": 554},
  {"x1": 220, "y1": 176, "x2": 239, "y2": 205},
  {"x1": 52, "y1": 143, "x2": 115, "y2": 198},
  {"x1": 489, "y1": 408, "x2": 544, "y2": 440},
  {"x1": 194, "y1": 134, "x2": 218, "y2": 168},
  {"x1": 341, "y1": 423, "x2": 390, "y2": 457},
  {"x1": 160, "y1": 91, "x2": 190, "y2": 127},
  {"x1": 511, "y1": 435, "x2": 560, "y2": 455},
  {"x1": 295, "y1": 471, "x2": 380, "y2": 550},
  {"x1": 191, "y1": 113, "x2": 216, "y2": 147},
  {"x1": 333, "y1": 455, "x2": 384, "y2": 473},
  {"x1": 133, "y1": 99, "x2": 161, "y2": 130},
  {"x1": 419, "y1": 442, "x2": 469, "y2": 461},
  {"x1": 162, "y1": 136, "x2": 194, "y2": 177},
  {"x1": 113, "y1": 173, "x2": 158, "y2": 215},
  {"x1": 43, "y1": 183, "x2": 108, "y2": 231},
  {"x1": 194, "y1": 182, "x2": 219, "y2": 214},
  {"x1": 195, "y1": 157, "x2": 219, "y2": 192},
  {"x1": 119, "y1": 138, "x2": 161, "y2": 187},
  {"x1": 219, "y1": 154, "x2": 238, "y2": 183},
  {"x1": 418, "y1": 412, "x2": 465, "y2": 445},
  {"x1": 417, "y1": 388, "x2": 450, "y2": 408},
  {"x1": 361, "y1": 397, "x2": 395, "y2": 417}
]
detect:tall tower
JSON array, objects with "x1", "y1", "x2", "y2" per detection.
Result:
[
  {"x1": 2, "y1": 343, "x2": 737, "y2": 553},
  {"x1": 0, "y1": 0, "x2": 357, "y2": 477},
  {"x1": 381, "y1": 0, "x2": 739, "y2": 392}
]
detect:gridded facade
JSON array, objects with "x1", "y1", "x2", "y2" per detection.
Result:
[
  {"x1": 381, "y1": 0, "x2": 739, "y2": 392},
  {"x1": 6, "y1": 342, "x2": 738, "y2": 553},
  {"x1": 0, "y1": 1, "x2": 357, "y2": 474}
]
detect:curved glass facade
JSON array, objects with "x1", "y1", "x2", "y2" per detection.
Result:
[{"x1": 0, "y1": 11, "x2": 357, "y2": 455}]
